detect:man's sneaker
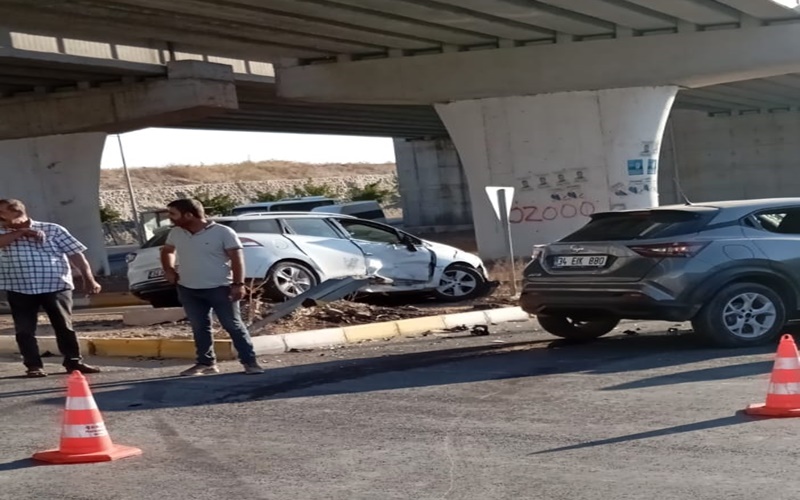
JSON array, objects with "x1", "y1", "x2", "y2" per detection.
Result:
[
  {"x1": 26, "y1": 368, "x2": 48, "y2": 378},
  {"x1": 243, "y1": 362, "x2": 264, "y2": 375},
  {"x1": 66, "y1": 363, "x2": 101, "y2": 374},
  {"x1": 180, "y1": 364, "x2": 220, "y2": 376}
]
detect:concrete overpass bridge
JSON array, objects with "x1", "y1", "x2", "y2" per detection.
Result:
[{"x1": 3, "y1": 0, "x2": 800, "y2": 266}]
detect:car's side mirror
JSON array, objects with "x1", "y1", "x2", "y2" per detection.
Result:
[{"x1": 400, "y1": 234, "x2": 417, "y2": 252}]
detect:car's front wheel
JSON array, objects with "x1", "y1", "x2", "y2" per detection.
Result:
[
  {"x1": 537, "y1": 314, "x2": 620, "y2": 341},
  {"x1": 692, "y1": 282, "x2": 786, "y2": 347},
  {"x1": 264, "y1": 261, "x2": 319, "y2": 301},
  {"x1": 433, "y1": 265, "x2": 487, "y2": 302}
]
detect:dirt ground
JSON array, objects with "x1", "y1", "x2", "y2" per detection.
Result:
[{"x1": 0, "y1": 292, "x2": 518, "y2": 340}]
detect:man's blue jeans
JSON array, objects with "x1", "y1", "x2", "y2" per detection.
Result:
[{"x1": 177, "y1": 285, "x2": 257, "y2": 366}]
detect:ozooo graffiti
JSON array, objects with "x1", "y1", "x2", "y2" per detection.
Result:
[{"x1": 509, "y1": 201, "x2": 595, "y2": 224}]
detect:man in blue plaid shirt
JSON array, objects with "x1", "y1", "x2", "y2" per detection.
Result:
[{"x1": 0, "y1": 199, "x2": 102, "y2": 377}]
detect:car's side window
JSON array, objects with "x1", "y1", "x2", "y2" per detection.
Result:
[
  {"x1": 227, "y1": 219, "x2": 282, "y2": 234},
  {"x1": 338, "y1": 220, "x2": 401, "y2": 244},
  {"x1": 754, "y1": 209, "x2": 800, "y2": 234},
  {"x1": 282, "y1": 218, "x2": 342, "y2": 238}
]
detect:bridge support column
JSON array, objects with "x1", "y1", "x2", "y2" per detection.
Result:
[
  {"x1": 0, "y1": 132, "x2": 109, "y2": 273},
  {"x1": 393, "y1": 137, "x2": 472, "y2": 230},
  {"x1": 435, "y1": 86, "x2": 678, "y2": 260}
]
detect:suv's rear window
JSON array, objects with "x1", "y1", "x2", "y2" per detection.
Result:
[{"x1": 561, "y1": 210, "x2": 711, "y2": 242}]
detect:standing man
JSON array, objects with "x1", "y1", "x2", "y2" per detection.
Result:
[
  {"x1": 160, "y1": 198, "x2": 263, "y2": 376},
  {"x1": 0, "y1": 199, "x2": 102, "y2": 377}
]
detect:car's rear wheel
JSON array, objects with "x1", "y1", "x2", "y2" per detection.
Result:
[
  {"x1": 536, "y1": 314, "x2": 619, "y2": 341},
  {"x1": 433, "y1": 265, "x2": 487, "y2": 302},
  {"x1": 692, "y1": 282, "x2": 786, "y2": 347},
  {"x1": 264, "y1": 261, "x2": 319, "y2": 301}
]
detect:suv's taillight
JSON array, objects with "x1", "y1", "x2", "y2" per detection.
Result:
[
  {"x1": 628, "y1": 242, "x2": 708, "y2": 258},
  {"x1": 531, "y1": 245, "x2": 546, "y2": 260},
  {"x1": 125, "y1": 253, "x2": 137, "y2": 264},
  {"x1": 240, "y1": 237, "x2": 263, "y2": 247}
]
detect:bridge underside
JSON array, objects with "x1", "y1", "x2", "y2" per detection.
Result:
[{"x1": 5, "y1": 45, "x2": 800, "y2": 139}]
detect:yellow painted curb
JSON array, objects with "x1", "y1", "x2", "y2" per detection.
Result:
[
  {"x1": 160, "y1": 339, "x2": 235, "y2": 360},
  {"x1": 343, "y1": 322, "x2": 400, "y2": 343},
  {"x1": 396, "y1": 316, "x2": 447, "y2": 338},
  {"x1": 91, "y1": 338, "x2": 162, "y2": 358},
  {"x1": 86, "y1": 292, "x2": 147, "y2": 308},
  {"x1": 87, "y1": 338, "x2": 234, "y2": 360}
]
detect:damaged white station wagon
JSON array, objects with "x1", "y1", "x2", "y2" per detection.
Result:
[{"x1": 126, "y1": 212, "x2": 489, "y2": 308}]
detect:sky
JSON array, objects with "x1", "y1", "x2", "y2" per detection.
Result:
[{"x1": 100, "y1": 128, "x2": 396, "y2": 168}]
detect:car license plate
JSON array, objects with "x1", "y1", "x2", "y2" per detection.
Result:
[
  {"x1": 148, "y1": 269, "x2": 165, "y2": 279},
  {"x1": 553, "y1": 255, "x2": 607, "y2": 268}
]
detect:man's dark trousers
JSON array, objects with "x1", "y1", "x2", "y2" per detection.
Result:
[{"x1": 7, "y1": 290, "x2": 82, "y2": 369}]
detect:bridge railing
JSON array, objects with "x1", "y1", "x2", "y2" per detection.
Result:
[{"x1": 1, "y1": 29, "x2": 274, "y2": 78}]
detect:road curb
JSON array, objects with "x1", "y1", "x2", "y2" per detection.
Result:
[
  {"x1": 0, "y1": 336, "x2": 235, "y2": 361},
  {"x1": 0, "y1": 306, "x2": 529, "y2": 360},
  {"x1": 252, "y1": 306, "x2": 530, "y2": 356}
]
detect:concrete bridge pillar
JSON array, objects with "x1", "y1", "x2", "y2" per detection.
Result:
[
  {"x1": 435, "y1": 86, "x2": 678, "y2": 260},
  {"x1": 393, "y1": 137, "x2": 472, "y2": 230},
  {"x1": 0, "y1": 132, "x2": 109, "y2": 273}
]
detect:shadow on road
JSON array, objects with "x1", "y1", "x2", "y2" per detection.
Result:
[
  {"x1": 603, "y1": 360, "x2": 773, "y2": 391},
  {"x1": 530, "y1": 412, "x2": 754, "y2": 455},
  {"x1": 0, "y1": 458, "x2": 40, "y2": 472},
  {"x1": 0, "y1": 331, "x2": 779, "y2": 412}
]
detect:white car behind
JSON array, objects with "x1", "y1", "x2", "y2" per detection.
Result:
[{"x1": 127, "y1": 212, "x2": 489, "y2": 307}]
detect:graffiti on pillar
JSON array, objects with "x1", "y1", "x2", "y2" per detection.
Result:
[
  {"x1": 509, "y1": 200, "x2": 597, "y2": 224},
  {"x1": 509, "y1": 167, "x2": 597, "y2": 225}
]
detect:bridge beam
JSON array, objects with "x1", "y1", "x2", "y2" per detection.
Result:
[
  {"x1": 277, "y1": 23, "x2": 800, "y2": 104},
  {"x1": 0, "y1": 60, "x2": 238, "y2": 140}
]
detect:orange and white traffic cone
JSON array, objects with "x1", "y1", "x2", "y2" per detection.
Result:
[
  {"x1": 33, "y1": 371, "x2": 142, "y2": 464},
  {"x1": 745, "y1": 334, "x2": 800, "y2": 418}
]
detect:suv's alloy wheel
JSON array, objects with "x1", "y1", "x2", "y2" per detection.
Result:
[{"x1": 692, "y1": 282, "x2": 786, "y2": 347}]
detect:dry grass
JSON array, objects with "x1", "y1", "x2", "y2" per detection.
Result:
[
  {"x1": 487, "y1": 259, "x2": 528, "y2": 297},
  {"x1": 100, "y1": 160, "x2": 396, "y2": 190}
]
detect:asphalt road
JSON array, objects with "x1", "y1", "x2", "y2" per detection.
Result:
[{"x1": 0, "y1": 320, "x2": 797, "y2": 500}]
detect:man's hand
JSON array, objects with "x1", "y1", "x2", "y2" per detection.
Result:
[
  {"x1": 229, "y1": 284, "x2": 245, "y2": 302},
  {"x1": 83, "y1": 278, "x2": 102, "y2": 295},
  {"x1": 19, "y1": 229, "x2": 45, "y2": 242},
  {"x1": 164, "y1": 268, "x2": 179, "y2": 285}
]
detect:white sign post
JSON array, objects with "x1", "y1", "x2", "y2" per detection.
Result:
[{"x1": 485, "y1": 186, "x2": 518, "y2": 296}]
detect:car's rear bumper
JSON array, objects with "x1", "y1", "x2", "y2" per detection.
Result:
[
  {"x1": 129, "y1": 279, "x2": 176, "y2": 299},
  {"x1": 519, "y1": 281, "x2": 701, "y2": 321}
]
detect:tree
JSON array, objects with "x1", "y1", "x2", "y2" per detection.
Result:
[
  {"x1": 293, "y1": 179, "x2": 335, "y2": 198},
  {"x1": 348, "y1": 181, "x2": 395, "y2": 203},
  {"x1": 192, "y1": 189, "x2": 237, "y2": 216},
  {"x1": 252, "y1": 188, "x2": 289, "y2": 203},
  {"x1": 99, "y1": 205, "x2": 123, "y2": 223}
]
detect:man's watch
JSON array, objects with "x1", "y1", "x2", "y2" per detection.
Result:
[{"x1": 232, "y1": 282, "x2": 245, "y2": 287}]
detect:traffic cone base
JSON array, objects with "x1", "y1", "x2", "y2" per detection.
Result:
[
  {"x1": 744, "y1": 403, "x2": 800, "y2": 418},
  {"x1": 33, "y1": 444, "x2": 142, "y2": 464},
  {"x1": 32, "y1": 371, "x2": 142, "y2": 464},
  {"x1": 745, "y1": 334, "x2": 800, "y2": 418}
]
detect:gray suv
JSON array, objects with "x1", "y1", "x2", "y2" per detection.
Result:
[{"x1": 520, "y1": 198, "x2": 800, "y2": 347}]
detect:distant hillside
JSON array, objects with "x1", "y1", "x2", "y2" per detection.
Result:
[{"x1": 99, "y1": 160, "x2": 397, "y2": 191}]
